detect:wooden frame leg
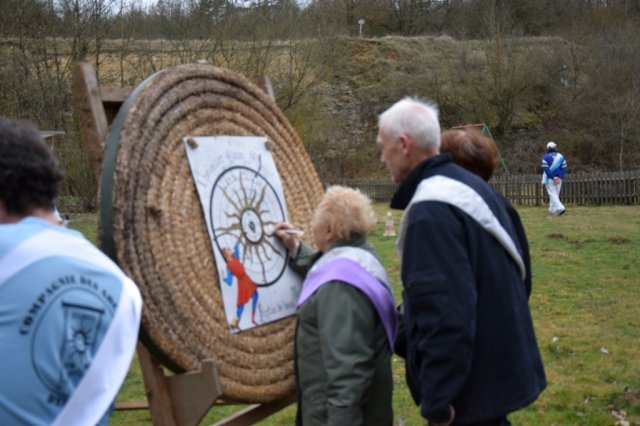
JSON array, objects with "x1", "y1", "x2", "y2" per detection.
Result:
[{"x1": 137, "y1": 343, "x2": 223, "y2": 426}]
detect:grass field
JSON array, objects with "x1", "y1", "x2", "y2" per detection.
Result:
[{"x1": 69, "y1": 204, "x2": 640, "y2": 425}]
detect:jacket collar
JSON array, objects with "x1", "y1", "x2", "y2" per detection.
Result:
[
  {"x1": 312, "y1": 234, "x2": 371, "y2": 262},
  {"x1": 334, "y1": 233, "x2": 368, "y2": 248},
  {"x1": 390, "y1": 153, "x2": 453, "y2": 210}
]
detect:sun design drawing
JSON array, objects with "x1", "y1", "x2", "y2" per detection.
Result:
[
  {"x1": 210, "y1": 165, "x2": 288, "y2": 286},
  {"x1": 184, "y1": 135, "x2": 303, "y2": 330}
]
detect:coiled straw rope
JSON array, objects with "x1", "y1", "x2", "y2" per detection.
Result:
[{"x1": 100, "y1": 63, "x2": 323, "y2": 403}]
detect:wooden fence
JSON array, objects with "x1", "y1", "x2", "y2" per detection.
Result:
[{"x1": 327, "y1": 170, "x2": 640, "y2": 206}]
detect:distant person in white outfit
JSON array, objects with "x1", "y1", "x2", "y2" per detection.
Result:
[
  {"x1": 0, "y1": 117, "x2": 143, "y2": 425},
  {"x1": 541, "y1": 141, "x2": 567, "y2": 215}
]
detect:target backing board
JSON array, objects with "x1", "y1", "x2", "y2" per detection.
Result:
[{"x1": 184, "y1": 136, "x2": 302, "y2": 333}]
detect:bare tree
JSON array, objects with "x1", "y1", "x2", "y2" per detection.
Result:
[
  {"x1": 582, "y1": 23, "x2": 640, "y2": 169},
  {"x1": 473, "y1": 1, "x2": 545, "y2": 133}
]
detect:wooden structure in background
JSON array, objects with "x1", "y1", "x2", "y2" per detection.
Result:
[
  {"x1": 72, "y1": 62, "x2": 295, "y2": 426},
  {"x1": 330, "y1": 172, "x2": 640, "y2": 206}
]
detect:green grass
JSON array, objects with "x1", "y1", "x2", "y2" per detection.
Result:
[{"x1": 69, "y1": 205, "x2": 640, "y2": 425}]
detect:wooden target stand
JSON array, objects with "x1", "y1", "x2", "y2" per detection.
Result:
[{"x1": 72, "y1": 62, "x2": 294, "y2": 426}]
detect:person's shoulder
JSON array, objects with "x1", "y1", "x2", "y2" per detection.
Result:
[
  {"x1": 452, "y1": 166, "x2": 496, "y2": 196},
  {"x1": 411, "y1": 169, "x2": 496, "y2": 211},
  {"x1": 0, "y1": 219, "x2": 57, "y2": 257},
  {"x1": 356, "y1": 239, "x2": 381, "y2": 258}
]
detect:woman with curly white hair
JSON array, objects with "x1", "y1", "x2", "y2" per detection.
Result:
[{"x1": 274, "y1": 185, "x2": 397, "y2": 426}]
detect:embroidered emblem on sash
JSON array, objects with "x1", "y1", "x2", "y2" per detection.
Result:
[
  {"x1": 60, "y1": 302, "x2": 105, "y2": 387},
  {"x1": 28, "y1": 283, "x2": 115, "y2": 405}
]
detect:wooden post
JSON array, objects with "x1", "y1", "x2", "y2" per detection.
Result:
[
  {"x1": 212, "y1": 394, "x2": 296, "y2": 426},
  {"x1": 72, "y1": 63, "x2": 112, "y2": 182},
  {"x1": 136, "y1": 344, "x2": 222, "y2": 426}
]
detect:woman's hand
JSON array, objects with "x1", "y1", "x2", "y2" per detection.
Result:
[{"x1": 272, "y1": 222, "x2": 299, "y2": 253}]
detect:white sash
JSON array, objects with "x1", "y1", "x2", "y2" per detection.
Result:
[
  {"x1": 52, "y1": 274, "x2": 141, "y2": 426},
  {"x1": 550, "y1": 153, "x2": 565, "y2": 172},
  {"x1": 396, "y1": 176, "x2": 526, "y2": 280},
  {"x1": 312, "y1": 246, "x2": 393, "y2": 293},
  {"x1": 0, "y1": 229, "x2": 127, "y2": 285}
]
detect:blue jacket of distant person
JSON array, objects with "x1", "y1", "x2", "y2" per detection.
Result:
[{"x1": 541, "y1": 148, "x2": 567, "y2": 181}]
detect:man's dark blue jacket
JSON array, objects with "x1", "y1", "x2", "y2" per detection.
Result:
[{"x1": 391, "y1": 154, "x2": 546, "y2": 424}]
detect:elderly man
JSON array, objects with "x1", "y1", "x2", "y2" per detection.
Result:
[
  {"x1": 541, "y1": 141, "x2": 568, "y2": 215},
  {"x1": 0, "y1": 117, "x2": 142, "y2": 425},
  {"x1": 377, "y1": 98, "x2": 546, "y2": 426}
]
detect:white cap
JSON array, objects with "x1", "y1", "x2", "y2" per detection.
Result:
[{"x1": 546, "y1": 141, "x2": 557, "y2": 149}]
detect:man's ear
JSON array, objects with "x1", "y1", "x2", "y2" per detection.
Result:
[{"x1": 399, "y1": 134, "x2": 412, "y2": 156}]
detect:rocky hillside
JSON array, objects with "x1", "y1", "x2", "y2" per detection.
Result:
[{"x1": 291, "y1": 35, "x2": 573, "y2": 179}]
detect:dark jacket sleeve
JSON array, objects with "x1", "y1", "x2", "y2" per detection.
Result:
[
  {"x1": 402, "y1": 202, "x2": 475, "y2": 423},
  {"x1": 393, "y1": 302, "x2": 407, "y2": 358},
  {"x1": 505, "y1": 200, "x2": 532, "y2": 298},
  {"x1": 541, "y1": 153, "x2": 551, "y2": 178},
  {"x1": 288, "y1": 242, "x2": 320, "y2": 277}
]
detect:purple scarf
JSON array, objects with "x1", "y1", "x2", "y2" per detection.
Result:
[{"x1": 297, "y1": 257, "x2": 398, "y2": 348}]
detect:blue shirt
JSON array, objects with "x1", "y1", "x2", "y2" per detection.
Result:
[{"x1": 0, "y1": 217, "x2": 142, "y2": 425}]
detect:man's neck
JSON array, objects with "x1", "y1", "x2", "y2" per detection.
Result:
[
  {"x1": 409, "y1": 146, "x2": 438, "y2": 172},
  {"x1": 0, "y1": 205, "x2": 59, "y2": 225},
  {"x1": 31, "y1": 208, "x2": 61, "y2": 225}
]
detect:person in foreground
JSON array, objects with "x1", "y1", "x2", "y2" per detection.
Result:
[
  {"x1": 439, "y1": 128, "x2": 532, "y2": 298},
  {"x1": 377, "y1": 98, "x2": 546, "y2": 426},
  {"x1": 0, "y1": 117, "x2": 143, "y2": 425},
  {"x1": 273, "y1": 185, "x2": 397, "y2": 426},
  {"x1": 541, "y1": 140, "x2": 568, "y2": 215}
]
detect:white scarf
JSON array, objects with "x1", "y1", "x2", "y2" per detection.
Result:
[{"x1": 396, "y1": 175, "x2": 526, "y2": 280}]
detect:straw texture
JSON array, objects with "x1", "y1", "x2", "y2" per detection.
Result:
[{"x1": 104, "y1": 63, "x2": 323, "y2": 403}]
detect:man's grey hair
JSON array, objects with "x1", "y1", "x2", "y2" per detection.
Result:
[{"x1": 378, "y1": 97, "x2": 441, "y2": 150}]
